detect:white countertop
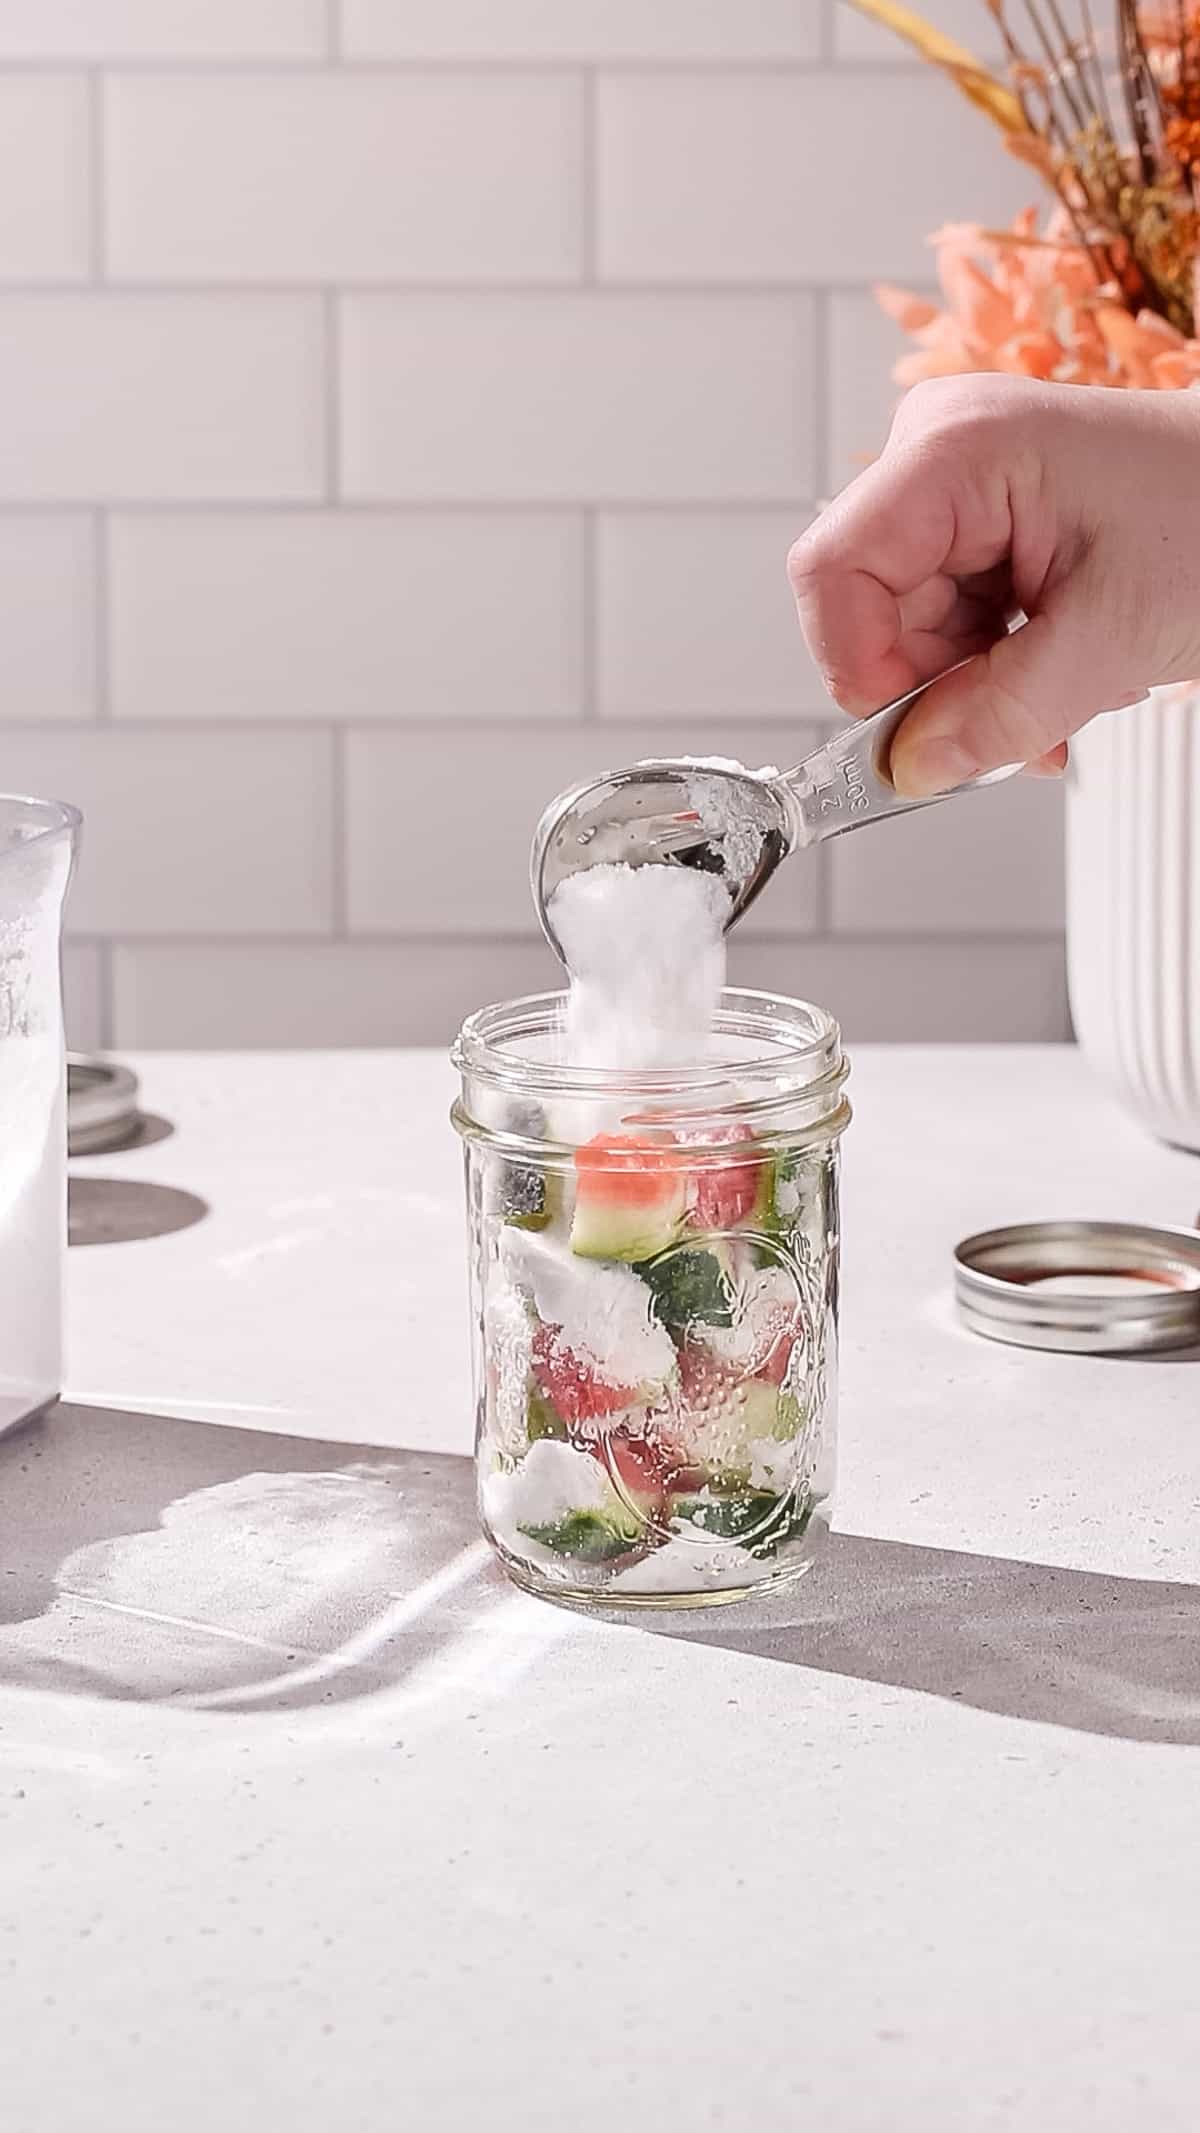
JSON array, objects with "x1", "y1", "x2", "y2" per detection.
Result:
[{"x1": 4, "y1": 1046, "x2": 1200, "y2": 2132}]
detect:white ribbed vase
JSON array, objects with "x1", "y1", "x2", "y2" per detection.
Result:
[{"x1": 1067, "y1": 688, "x2": 1200, "y2": 1150}]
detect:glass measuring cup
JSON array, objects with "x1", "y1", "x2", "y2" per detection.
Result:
[{"x1": 0, "y1": 795, "x2": 81, "y2": 1436}]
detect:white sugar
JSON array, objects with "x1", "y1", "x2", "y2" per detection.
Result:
[
  {"x1": 483, "y1": 1437, "x2": 623, "y2": 1537},
  {"x1": 550, "y1": 861, "x2": 731, "y2": 1074},
  {"x1": 678, "y1": 756, "x2": 779, "y2": 889},
  {"x1": 611, "y1": 1534, "x2": 768, "y2": 1595},
  {"x1": 500, "y1": 1227, "x2": 676, "y2": 1390}
]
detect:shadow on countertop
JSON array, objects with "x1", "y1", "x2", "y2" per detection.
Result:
[
  {"x1": 68, "y1": 1176, "x2": 209, "y2": 1247},
  {"x1": 2, "y1": 1401, "x2": 1198, "y2": 1743},
  {"x1": 648, "y1": 1534, "x2": 1200, "y2": 1746},
  {"x1": 0, "y1": 1402, "x2": 480, "y2": 1713},
  {"x1": 70, "y1": 1110, "x2": 176, "y2": 1159}
]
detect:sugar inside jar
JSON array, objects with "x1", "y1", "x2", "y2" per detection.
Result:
[{"x1": 451, "y1": 987, "x2": 849, "y2": 1607}]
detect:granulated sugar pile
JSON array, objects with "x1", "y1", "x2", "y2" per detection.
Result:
[{"x1": 548, "y1": 861, "x2": 732, "y2": 1074}]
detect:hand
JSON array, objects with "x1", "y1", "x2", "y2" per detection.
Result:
[{"x1": 788, "y1": 374, "x2": 1200, "y2": 795}]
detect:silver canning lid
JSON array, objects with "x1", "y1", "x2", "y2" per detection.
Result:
[
  {"x1": 955, "y1": 1219, "x2": 1200, "y2": 1356},
  {"x1": 67, "y1": 1054, "x2": 142, "y2": 1157}
]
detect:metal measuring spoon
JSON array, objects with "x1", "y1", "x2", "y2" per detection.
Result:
[{"x1": 532, "y1": 662, "x2": 1019, "y2": 959}]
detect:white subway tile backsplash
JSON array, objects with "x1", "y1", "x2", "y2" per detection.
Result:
[
  {"x1": 826, "y1": 287, "x2": 916, "y2": 495},
  {"x1": 597, "y1": 510, "x2": 823, "y2": 720},
  {"x1": 0, "y1": 727, "x2": 333, "y2": 935},
  {"x1": 0, "y1": 2, "x2": 326, "y2": 59},
  {"x1": 109, "y1": 512, "x2": 583, "y2": 723},
  {"x1": 728, "y1": 937, "x2": 1071, "y2": 1041},
  {"x1": 345, "y1": 724, "x2": 822, "y2": 938},
  {"x1": 0, "y1": 76, "x2": 91, "y2": 282},
  {"x1": 0, "y1": 36, "x2": 1070, "y2": 1047},
  {"x1": 110, "y1": 935, "x2": 1071, "y2": 1047},
  {"x1": 0, "y1": 295, "x2": 324, "y2": 501},
  {"x1": 112, "y1": 939, "x2": 564, "y2": 1047},
  {"x1": 340, "y1": 293, "x2": 816, "y2": 502},
  {"x1": 831, "y1": 777, "x2": 1066, "y2": 936},
  {"x1": 597, "y1": 71, "x2": 1030, "y2": 283},
  {"x1": 106, "y1": 73, "x2": 582, "y2": 284},
  {"x1": 834, "y1": 0, "x2": 1005, "y2": 62},
  {"x1": 341, "y1": 1, "x2": 824, "y2": 61},
  {"x1": 0, "y1": 515, "x2": 95, "y2": 721}
]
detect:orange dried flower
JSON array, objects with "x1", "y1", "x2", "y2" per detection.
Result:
[
  {"x1": 877, "y1": 209, "x2": 1200, "y2": 394},
  {"x1": 1165, "y1": 114, "x2": 1200, "y2": 170},
  {"x1": 854, "y1": 3, "x2": 1200, "y2": 365}
]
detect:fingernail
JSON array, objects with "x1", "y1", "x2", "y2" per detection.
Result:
[{"x1": 891, "y1": 735, "x2": 979, "y2": 798}]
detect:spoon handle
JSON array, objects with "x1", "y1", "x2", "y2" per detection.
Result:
[{"x1": 779, "y1": 660, "x2": 1020, "y2": 848}]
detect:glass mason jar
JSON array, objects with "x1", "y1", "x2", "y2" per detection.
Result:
[{"x1": 452, "y1": 988, "x2": 850, "y2": 1609}]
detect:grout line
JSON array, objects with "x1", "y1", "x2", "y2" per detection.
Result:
[
  {"x1": 819, "y1": 0, "x2": 836, "y2": 61},
  {"x1": 330, "y1": 725, "x2": 347, "y2": 936},
  {"x1": 86, "y1": 71, "x2": 105, "y2": 280},
  {"x1": 0, "y1": 275, "x2": 918, "y2": 296},
  {"x1": 73, "y1": 929, "x2": 1068, "y2": 951},
  {"x1": 0, "y1": 497, "x2": 820, "y2": 517},
  {"x1": 322, "y1": 289, "x2": 340, "y2": 502},
  {"x1": 92, "y1": 509, "x2": 110, "y2": 721},
  {"x1": 579, "y1": 68, "x2": 597, "y2": 285},
  {"x1": 810, "y1": 285, "x2": 831, "y2": 504},
  {"x1": 326, "y1": 0, "x2": 341, "y2": 62},
  {"x1": 287, "y1": 926, "x2": 836, "y2": 948},
  {"x1": 579, "y1": 510, "x2": 597, "y2": 723},
  {"x1": 0, "y1": 56, "x2": 973, "y2": 76},
  {"x1": 0, "y1": 712, "x2": 834, "y2": 738}
]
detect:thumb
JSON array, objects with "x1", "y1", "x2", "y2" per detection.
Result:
[{"x1": 889, "y1": 614, "x2": 1144, "y2": 797}]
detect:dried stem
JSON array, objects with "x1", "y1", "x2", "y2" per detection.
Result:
[
  {"x1": 885, "y1": 2, "x2": 1200, "y2": 335},
  {"x1": 1078, "y1": 0, "x2": 1118, "y2": 136},
  {"x1": 1022, "y1": 0, "x2": 1090, "y2": 134},
  {"x1": 989, "y1": 3, "x2": 1041, "y2": 129},
  {"x1": 1117, "y1": 0, "x2": 1161, "y2": 180},
  {"x1": 1045, "y1": 0, "x2": 1103, "y2": 127},
  {"x1": 995, "y1": 2, "x2": 1120, "y2": 278}
]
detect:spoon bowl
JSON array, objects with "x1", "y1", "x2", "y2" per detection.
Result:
[
  {"x1": 531, "y1": 759, "x2": 793, "y2": 960},
  {"x1": 531, "y1": 662, "x2": 1021, "y2": 961}
]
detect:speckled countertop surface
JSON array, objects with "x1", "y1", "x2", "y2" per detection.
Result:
[{"x1": 3, "y1": 1047, "x2": 1199, "y2": 2132}]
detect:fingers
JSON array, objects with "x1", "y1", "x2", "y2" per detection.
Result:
[
  {"x1": 889, "y1": 612, "x2": 1145, "y2": 796},
  {"x1": 787, "y1": 452, "x2": 962, "y2": 715},
  {"x1": 790, "y1": 375, "x2": 1186, "y2": 786},
  {"x1": 788, "y1": 408, "x2": 1016, "y2": 716},
  {"x1": 897, "y1": 577, "x2": 958, "y2": 635},
  {"x1": 1023, "y1": 743, "x2": 1070, "y2": 778}
]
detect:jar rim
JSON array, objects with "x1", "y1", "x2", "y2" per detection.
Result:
[{"x1": 451, "y1": 986, "x2": 844, "y2": 1099}]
